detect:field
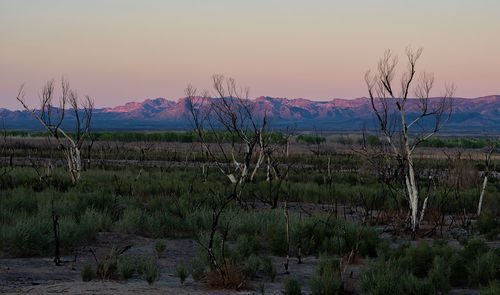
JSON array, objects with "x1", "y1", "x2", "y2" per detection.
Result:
[{"x1": 1, "y1": 135, "x2": 499, "y2": 295}]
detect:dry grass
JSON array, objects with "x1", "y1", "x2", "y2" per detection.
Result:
[{"x1": 205, "y1": 263, "x2": 247, "y2": 290}]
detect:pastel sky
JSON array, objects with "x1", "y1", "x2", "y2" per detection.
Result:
[{"x1": 1, "y1": 0, "x2": 499, "y2": 109}]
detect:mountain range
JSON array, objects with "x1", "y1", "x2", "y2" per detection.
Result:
[{"x1": 1, "y1": 95, "x2": 500, "y2": 132}]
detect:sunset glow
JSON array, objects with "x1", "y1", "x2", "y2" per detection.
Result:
[{"x1": 1, "y1": 0, "x2": 499, "y2": 109}]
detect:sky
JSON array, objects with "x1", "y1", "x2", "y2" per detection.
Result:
[{"x1": 1, "y1": 0, "x2": 500, "y2": 109}]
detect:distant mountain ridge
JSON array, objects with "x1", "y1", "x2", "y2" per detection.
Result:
[{"x1": 2, "y1": 95, "x2": 500, "y2": 132}]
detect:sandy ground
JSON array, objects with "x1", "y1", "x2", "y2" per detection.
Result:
[
  {"x1": 0, "y1": 232, "x2": 333, "y2": 295},
  {"x1": 1, "y1": 230, "x2": 488, "y2": 294}
]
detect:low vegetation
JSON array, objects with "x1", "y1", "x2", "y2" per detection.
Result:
[{"x1": 0, "y1": 128, "x2": 498, "y2": 293}]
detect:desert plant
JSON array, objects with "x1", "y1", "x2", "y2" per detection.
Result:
[
  {"x1": 117, "y1": 255, "x2": 136, "y2": 280},
  {"x1": 139, "y1": 256, "x2": 160, "y2": 285},
  {"x1": 116, "y1": 208, "x2": 146, "y2": 235},
  {"x1": 376, "y1": 241, "x2": 392, "y2": 259},
  {"x1": 361, "y1": 258, "x2": 404, "y2": 295},
  {"x1": 449, "y1": 253, "x2": 469, "y2": 286},
  {"x1": 96, "y1": 247, "x2": 120, "y2": 280},
  {"x1": 81, "y1": 264, "x2": 93, "y2": 282},
  {"x1": 176, "y1": 264, "x2": 189, "y2": 285},
  {"x1": 481, "y1": 281, "x2": 500, "y2": 295},
  {"x1": 428, "y1": 256, "x2": 451, "y2": 293},
  {"x1": 463, "y1": 237, "x2": 489, "y2": 260},
  {"x1": 261, "y1": 256, "x2": 276, "y2": 282},
  {"x1": 236, "y1": 234, "x2": 258, "y2": 260},
  {"x1": 476, "y1": 212, "x2": 499, "y2": 240},
  {"x1": 244, "y1": 255, "x2": 261, "y2": 279},
  {"x1": 405, "y1": 242, "x2": 433, "y2": 278},
  {"x1": 470, "y1": 250, "x2": 500, "y2": 287},
  {"x1": 283, "y1": 277, "x2": 302, "y2": 295},
  {"x1": 309, "y1": 257, "x2": 342, "y2": 295},
  {"x1": 154, "y1": 239, "x2": 167, "y2": 257},
  {"x1": 189, "y1": 257, "x2": 206, "y2": 282},
  {"x1": 401, "y1": 275, "x2": 436, "y2": 295}
]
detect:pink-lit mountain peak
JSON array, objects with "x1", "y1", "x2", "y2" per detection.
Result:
[
  {"x1": 98, "y1": 95, "x2": 500, "y2": 118},
  {"x1": 4, "y1": 95, "x2": 500, "y2": 131}
]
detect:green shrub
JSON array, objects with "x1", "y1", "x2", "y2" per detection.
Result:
[
  {"x1": 261, "y1": 256, "x2": 276, "y2": 282},
  {"x1": 116, "y1": 208, "x2": 146, "y2": 235},
  {"x1": 470, "y1": 250, "x2": 500, "y2": 286},
  {"x1": 59, "y1": 216, "x2": 80, "y2": 249},
  {"x1": 267, "y1": 224, "x2": 287, "y2": 256},
  {"x1": 358, "y1": 227, "x2": 379, "y2": 257},
  {"x1": 428, "y1": 256, "x2": 451, "y2": 293},
  {"x1": 176, "y1": 264, "x2": 189, "y2": 285},
  {"x1": 154, "y1": 239, "x2": 167, "y2": 257},
  {"x1": 81, "y1": 264, "x2": 93, "y2": 282},
  {"x1": 481, "y1": 281, "x2": 500, "y2": 295},
  {"x1": 366, "y1": 135, "x2": 380, "y2": 146},
  {"x1": 298, "y1": 217, "x2": 379, "y2": 258},
  {"x1": 361, "y1": 258, "x2": 404, "y2": 295},
  {"x1": 431, "y1": 240, "x2": 453, "y2": 261},
  {"x1": 244, "y1": 255, "x2": 261, "y2": 279},
  {"x1": 392, "y1": 242, "x2": 410, "y2": 259},
  {"x1": 401, "y1": 275, "x2": 436, "y2": 295},
  {"x1": 139, "y1": 257, "x2": 160, "y2": 285},
  {"x1": 79, "y1": 208, "x2": 107, "y2": 242},
  {"x1": 476, "y1": 212, "x2": 499, "y2": 240},
  {"x1": 117, "y1": 255, "x2": 136, "y2": 279},
  {"x1": 3, "y1": 216, "x2": 52, "y2": 257},
  {"x1": 296, "y1": 135, "x2": 326, "y2": 145},
  {"x1": 405, "y1": 242, "x2": 433, "y2": 278},
  {"x1": 449, "y1": 253, "x2": 469, "y2": 286},
  {"x1": 283, "y1": 277, "x2": 302, "y2": 295},
  {"x1": 309, "y1": 257, "x2": 342, "y2": 295},
  {"x1": 463, "y1": 237, "x2": 489, "y2": 260},
  {"x1": 376, "y1": 241, "x2": 392, "y2": 259},
  {"x1": 236, "y1": 234, "x2": 258, "y2": 260},
  {"x1": 189, "y1": 257, "x2": 205, "y2": 281},
  {"x1": 97, "y1": 248, "x2": 119, "y2": 279}
]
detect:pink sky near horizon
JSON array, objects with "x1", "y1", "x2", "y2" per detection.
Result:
[{"x1": 1, "y1": 0, "x2": 500, "y2": 110}]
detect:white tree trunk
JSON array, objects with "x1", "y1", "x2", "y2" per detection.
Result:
[
  {"x1": 406, "y1": 160, "x2": 419, "y2": 231},
  {"x1": 419, "y1": 196, "x2": 428, "y2": 224},
  {"x1": 67, "y1": 146, "x2": 82, "y2": 184},
  {"x1": 477, "y1": 175, "x2": 488, "y2": 216},
  {"x1": 250, "y1": 150, "x2": 265, "y2": 181},
  {"x1": 226, "y1": 173, "x2": 237, "y2": 184}
]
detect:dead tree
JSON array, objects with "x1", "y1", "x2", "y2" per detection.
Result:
[
  {"x1": 186, "y1": 75, "x2": 268, "y2": 207},
  {"x1": 195, "y1": 190, "x2": 235, "y2": 285},
  {"x1": 365, "y1": 47, "x2": 454, "y2": 232},
  {"x1": 16, "y1": 79, "x2": 93, "y2": 184},
  {"x1": 477, "y1": 138, "x2": 496, "y2": 216}
]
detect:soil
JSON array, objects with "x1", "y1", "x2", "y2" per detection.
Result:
[
  {"x1": 0, "y1": 232, "x2": 329, "y2": 295},
  {"x1": 1, "y1": 229, "x2": 489, "y2": 294}
]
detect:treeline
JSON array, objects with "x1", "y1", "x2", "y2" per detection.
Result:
[
  {"x1": 296, "y1": 135, "x2": 326, "y2": 144},
  {"x1": 419, "y1": 137, "x2": 500, "y2": 149},
  {"x1": 3, "y1": 130, "x2": 499, "y2": 149},
  {"x1": 2, "y1": 130, "x2": 289, "y2": 144}
]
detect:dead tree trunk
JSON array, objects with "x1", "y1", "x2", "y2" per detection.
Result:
[{"x1": 477, "y1": 139, "x2": 495, "y2": 216}]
